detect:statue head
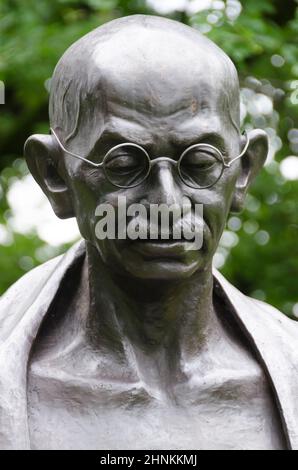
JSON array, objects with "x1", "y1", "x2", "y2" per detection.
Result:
[{"x1": 24, "y1": 15, "x2": 268, "y2": 281}]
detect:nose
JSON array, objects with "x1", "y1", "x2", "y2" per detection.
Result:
[{"x1": 148, "y1": 160, "x2": 183, "y2": 205}]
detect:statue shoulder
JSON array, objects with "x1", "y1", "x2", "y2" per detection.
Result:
[
  {"x1": 250, "y1": 296, "x2": 298, "y2": 337},
  {"x1": 0, "y1": 240, "x2": 85, "y2": 340},
  {"x1": 213, "y1": 267, "x2": 298, "y2": 342},
  {"x1": 0, "y1": 255, "x2": 63, "y2": 333}
]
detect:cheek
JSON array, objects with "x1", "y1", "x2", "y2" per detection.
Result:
[
  {"x1": 191, "y1": 170, "x2": 237, "y2": 247},
  {"x1": 66, "y1": 169, "x2": 104, "y2": 241},
  {"x1": 70, "y1": 181, "x2": 98, "y2": 240},
  {"x1": 66, "y1": 168, "x2": 141, "y2": 242}
]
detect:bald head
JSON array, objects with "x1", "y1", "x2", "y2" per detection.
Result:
[{"x1": 49, "y1": 15, "x2": 240, "y2": 152}]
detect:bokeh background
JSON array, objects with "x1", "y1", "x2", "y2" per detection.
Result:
[{"x1": 0, "y1": 0, "x2": 297, "y2": 316}]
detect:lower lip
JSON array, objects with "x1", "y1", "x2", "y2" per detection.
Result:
[{"x1": 131, "y1": 240, "x2": 194, "y2": 258}]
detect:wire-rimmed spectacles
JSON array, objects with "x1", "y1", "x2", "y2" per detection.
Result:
[{"x1": 50, "y1": 128, "x2": 249, "y2": 189}]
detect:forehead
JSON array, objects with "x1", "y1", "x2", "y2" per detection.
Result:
[
  {"x1": 101, "y1": 74, "x2": 218, "y2": 146},
  {"x1": 94, "y1": 27, "x2": 227, "y2": 116},
  {"x1": 62, "y1": 26, "x2": 239, "y2": 153}
]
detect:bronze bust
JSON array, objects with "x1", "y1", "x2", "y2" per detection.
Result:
[{"x1": 0, "y1": 15, "x2": 297, "y2": 450}]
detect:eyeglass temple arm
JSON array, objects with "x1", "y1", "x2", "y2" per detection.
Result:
[
  {"x1": 50, "y1": 128, "x2": 102, "y2": 168},
  {"x1": 224, "y1": 131, "x2": 250, "y2": 168}
]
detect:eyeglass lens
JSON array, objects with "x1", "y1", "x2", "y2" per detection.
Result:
[
  {"x1": 104, "y1": 144, "x2": 150, "y2": 188},
  {"x1": 103, "y1": 143, "x2": 224, "y2": 189},
  {"x1": 179, "y1": 144, "x2": 224, "y2": 189}
]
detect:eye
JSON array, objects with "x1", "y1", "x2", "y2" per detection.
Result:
[
  {"x1": 181, "y1": 148, "x2": 221, "y2": 172},
  {"x1": 103, "y1": 145, "x2": 150, "y2": 187},
  {"x1": 104, "y1": 145, "x2": 149, "y2": 177},
  {"x1": 105, "y1": 154, "x2": 140, "y2": 172}
]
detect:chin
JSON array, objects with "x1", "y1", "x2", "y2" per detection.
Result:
[{"x1": 123, "y1": 258, "x2": 203, "y2": 280}]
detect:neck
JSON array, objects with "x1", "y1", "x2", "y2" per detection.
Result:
[{"x1": 82, "y1": 243, "x2": 223, "y2": 388}]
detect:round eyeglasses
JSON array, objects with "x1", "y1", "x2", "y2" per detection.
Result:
[{"x1": 50, "y1": 128, "x2": 249, "y2": 190}]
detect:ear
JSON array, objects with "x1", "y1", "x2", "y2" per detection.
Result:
[
  {"x1": 230, "y1": 129, "x2": 268, "y2": 213},
  {"x1": 24, "y1": 133, "x2": 75, "y2": 218}
]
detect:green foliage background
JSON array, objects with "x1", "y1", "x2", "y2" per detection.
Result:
[{"x1": 0, "y1": 0, "x2": 297, "y2": 316}]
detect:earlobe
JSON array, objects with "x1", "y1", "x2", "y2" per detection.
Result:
[
  {"x1": 230, "y1": 129, "x2": 268, "y2": 213},
  {"x1": 24, "y1": 134, "x2": 75, "y2": 219}
]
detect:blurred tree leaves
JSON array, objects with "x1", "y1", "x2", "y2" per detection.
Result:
[{"x1": 0, "y1": 0, "x2": 297, "y2": 316}]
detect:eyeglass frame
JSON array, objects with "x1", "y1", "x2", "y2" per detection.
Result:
[{"x1": 50, "y1": 127, "x2": 250, "y2": 189}]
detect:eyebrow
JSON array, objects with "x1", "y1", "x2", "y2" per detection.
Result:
[
  {"x1": 93, "y1": 129, "x2": 153, "y2": 148},
  {"x1": 173, "y1": 132, "x2": 228, "y2": 154},
  {"x1": 89, "y1": 128, "x2": 229, "y2": 159}
]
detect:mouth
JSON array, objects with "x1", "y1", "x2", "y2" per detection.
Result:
[{"x1": 130, "y1": 239, "x2": 196, "y2": 259}]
